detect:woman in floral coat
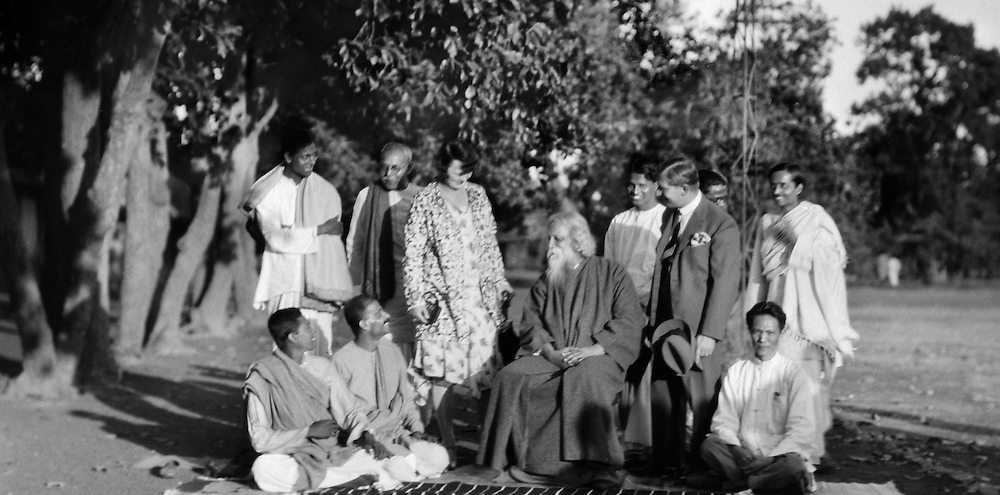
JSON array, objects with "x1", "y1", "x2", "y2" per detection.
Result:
[{"x1": 403, "y1": 141, "x2": 512, "y2": 467}]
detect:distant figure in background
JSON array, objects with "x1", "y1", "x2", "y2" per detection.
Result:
[
  {"x1": 478, "y1": 211, "x2": 645, "y2": 489},
  {"x1": 875, "y1": 253, "x2": 890, "y2": 282},
  {"x1": 332, "y1": 296, "x2": 450, "y2": 480},
  {"x1": 605, "y1": 158, "x2": 665, "y2": 453},
  {"x1": 243, "y1": 128, "x2": 354, "y2": 356},
  {"x1": 688, "y1": 302, "x2": 817, "y2": 494},
  {"x1": 697, "y1": 169, "x2": 729, "y2": 211},
  {"x1": 745, "y1": 162, "x2": 859, "y2": 467},
  {"x1": 886, "y1": 256, "x2": 901, "y2": 288},
  {"x1": 347, "y1": 143, "x2": 423, "y2": 360},
  {"x1": 403, "y1": 141, "x2": 512, "y2": 467},
  {"x1": 244, "y1": 308, "x2": 389, "y2": 492}
]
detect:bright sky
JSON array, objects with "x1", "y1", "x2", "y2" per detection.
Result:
[{"x1": 689, "y1": 0, "x2": 1000, "y2": 133}]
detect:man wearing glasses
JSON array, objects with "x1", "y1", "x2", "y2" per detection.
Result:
[{"x1": 347, "y1": 143, "x2": 424, "y2": 361}]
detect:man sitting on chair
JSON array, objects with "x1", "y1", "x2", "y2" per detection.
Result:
[
  {"x1": 477, "y1": 211, "x2": 646, "y2": 489},
  {"x1": 688, "y1": 301, "x2": 818, "y2": 494}
]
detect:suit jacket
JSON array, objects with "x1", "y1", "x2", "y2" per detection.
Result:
[{"x1": 648, "y1": 196, "x2": 741, "y2": 342}]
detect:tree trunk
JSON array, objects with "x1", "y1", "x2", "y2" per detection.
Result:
[
  {"x1": 0, "y1": 122, "x2": 67, "y2": 398},
  {"x1": 60, "y1": 12, "x2": 168, "y2": 386},
  {"x1": 115, "y1": 96, "x2": 170, "y2": 360},
  {"x1": 43, "y1": 70, "x2": 102, "y2": 332},
  {"x1": 146, "y1": 175, "x2": 222, "y2": 355},
  {"x1": 191, "y1": 97, "x2": 277, "y2": 333}
]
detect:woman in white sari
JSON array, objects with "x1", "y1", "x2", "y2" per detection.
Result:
[{"x1": 745, "y1": 162, "x2": 859, "y2": 467}]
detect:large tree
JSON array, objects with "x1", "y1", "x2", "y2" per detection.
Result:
[{"x1": 854, "y1": 6, "x2": 1000, "y2": 280}]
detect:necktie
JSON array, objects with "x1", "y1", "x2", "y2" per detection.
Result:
[{"x1": 663, "y1": 212, "x2": 681, "y2": 259}]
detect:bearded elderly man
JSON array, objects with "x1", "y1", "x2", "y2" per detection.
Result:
[{"x1": 477, "y1": 211, "x2": 646, "y2": 489}]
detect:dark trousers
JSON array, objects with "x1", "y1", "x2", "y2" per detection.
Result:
[
  {"x1": 701, "y1": 435, "x2": 811, "y2": 494},
  {"x1": 649, "y1": 351, "x2": 722, "y2": 470}
]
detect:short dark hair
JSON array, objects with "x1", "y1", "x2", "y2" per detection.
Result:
[
  {"x1": 768, "y1": 162, "x2": 806, "y2": 188},
  {"x1": 280, "y1": 124, "x2": 315, "y2": 158},
  {"x1": 437, "y1": 140, "x2": 478, "y2": 174},
  {"x1": 658, "y1": 157, "x2": 699, "y2": 188},
  {"x1": 746, "y1": 301, "x2": 787, "y2": 331},
  {"x1": 268, "y1": 308, "x2": 304, "y2": 347},
  {"x1": 344, "y1": 295, "x2": 379, "y2": 335},
  {"x1": 698, "y1": 169, "x2": 728, "y2": 191},
  {"x1": 629, "y1": 157, "x2": 660, "y2": 183}
]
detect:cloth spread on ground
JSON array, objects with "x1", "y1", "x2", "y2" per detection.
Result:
[{"x1": 165, "y1": 477, "x2": 904, "y2": 495}]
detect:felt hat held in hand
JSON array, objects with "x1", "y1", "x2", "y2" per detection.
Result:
[{"x1": 650, "y1": 318, "x2": 699, "y2": 376}]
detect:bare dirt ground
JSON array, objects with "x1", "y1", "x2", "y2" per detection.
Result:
[{"x1": 1, "y1": 282, "x2": 998, "y2": 495}]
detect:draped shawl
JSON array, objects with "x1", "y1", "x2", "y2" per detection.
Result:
[
  {"x1": 244, "y1": 351, "x2": 359, "y2": 491},
  {"x1": 746, "y1": 201, "x2": 859, "y2": 364}
]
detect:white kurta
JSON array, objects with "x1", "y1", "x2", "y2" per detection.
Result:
[
  {"x1": 710, "y1": 353, "x2": 817, "y2": 463},
  {"x1": 253, "y1": 175, "x2": 319, "y2": 312},
  {"x1": 603, "y1": 203, "x2": 667, "y2": 302}
]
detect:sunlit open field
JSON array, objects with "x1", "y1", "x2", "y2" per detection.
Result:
[{"x1": 836, "y1": 284, "x2": 1000, "y2": 439}]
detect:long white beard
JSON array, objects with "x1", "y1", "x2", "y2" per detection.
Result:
[{"x1": 546, "y1": 251, "x2": 574, "y2": 286}]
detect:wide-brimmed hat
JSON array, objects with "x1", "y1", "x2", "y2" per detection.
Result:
[{"x1": 649, "y1": 318, "x2": 697, "y2": 376}]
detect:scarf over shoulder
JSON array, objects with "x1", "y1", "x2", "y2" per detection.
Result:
[
  {"x1": 244, "y1": 351, "x2": 359, "y2": 491},
  {"x1": 242, "y1": 165, "x2": 354, "y2": 304},
  {"x1": 749, "y1": 201, "x2": 859, "y2": 363}
]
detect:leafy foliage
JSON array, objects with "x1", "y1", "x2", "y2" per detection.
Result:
[{"x1": 854, "y1": 7, "x2": 1000, "y2": 279}]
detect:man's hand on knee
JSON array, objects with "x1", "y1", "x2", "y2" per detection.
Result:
[
  {"x1": 561, "y1": 344, "x2": 605, "y2": 367},
  {"x1": 356, "y1": 431, "x2": 391, "y2": 460},
  {"x1": 308, "y1": 419, "x2": 341, "y2": 439}
]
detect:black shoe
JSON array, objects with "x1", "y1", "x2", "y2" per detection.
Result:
[
  {"x1": 815, "y1": 455, "x2": 839, "y2": 474},
  {"x1": 685, "y1": 471, "x2": 723, "y2": 490}
]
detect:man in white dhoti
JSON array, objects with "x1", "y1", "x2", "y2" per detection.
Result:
[{"x1": 242, "y1": 128, "x2": 355, "y2": 356}]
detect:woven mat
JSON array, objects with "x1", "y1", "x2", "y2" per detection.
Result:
[{"x1": 164, "y1": 477, "x2": 902, "y2": 495}]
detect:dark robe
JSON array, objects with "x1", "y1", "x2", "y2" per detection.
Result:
[{"x1": 477, "y1": 257, "x2": 645, "y2": 475}]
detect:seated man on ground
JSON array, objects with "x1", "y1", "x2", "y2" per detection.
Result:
[
  {"x1": 245, "y1": 308, "x2": 394, "y2": 492},
  {"x1": 332, "y1": 295, "x2": 450, "y2": 479},
  {"x1": 688, "y1": 301, "x2": 817, "y2": 494},
  {"x1": 477, "y1": 211, "x2": 646, "y2": 489}
]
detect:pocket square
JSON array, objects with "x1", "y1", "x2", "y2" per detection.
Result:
[{"x1": 690, "y1": 232, "x2": 712, "y2": 247}]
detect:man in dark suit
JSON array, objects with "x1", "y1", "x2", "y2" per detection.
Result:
[{"x1": 645, "y1": 158, "x2": 742, "y2": 476}]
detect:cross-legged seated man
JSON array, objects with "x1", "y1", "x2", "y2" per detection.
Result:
[
  {"x1": 245, "y1": 308, "x2": 393, "y2": 492},
  {"x1": 477, "y1": 211, "x2": 646, "y2": 489},
  {"x1": 332, "y1": 295, "x2": 450, "y2": 480},
  {"x1": 689, "y1": 301, "x2": 817, "y2": 494}
]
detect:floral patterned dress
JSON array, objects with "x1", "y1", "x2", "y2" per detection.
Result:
[{"x1": 403, "y1": 182, "x2": 511, "y2": 398}]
